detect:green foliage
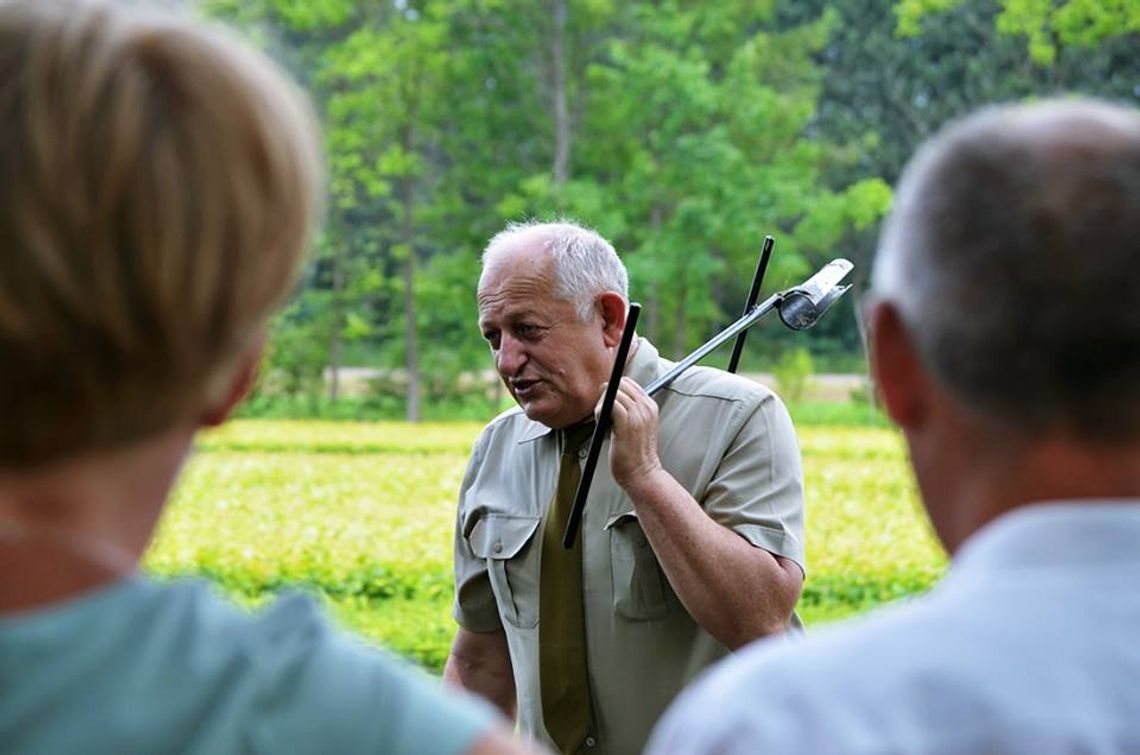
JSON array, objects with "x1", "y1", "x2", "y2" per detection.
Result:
[
  {"x1": 202, "y1": 0, "x2": 1133, "y2": 418},
  {"x1": 787, "y1": 400, "x2": 889, "y2": 427},
  {"x1": 257, "y1": 294, "x2": 333, "y2": 398},
  {"x1": 204, "y1": 0, "x2": 899, "y2": 393},
  {"x1": 147, "y1": 419, "x2": 942, "y2": 672},
  {"x1": 237, "y1": 391, "x2": 889, "y2": 427},
  {"x1": 895, "y1": 0, "x2": 975, "y2": 36},
  {"x1": 773, "y1": 347, "x2": 815, "y2": 402},
  {"x1": 895, "y1": 0, "x2": 1140, "y2": 64}
]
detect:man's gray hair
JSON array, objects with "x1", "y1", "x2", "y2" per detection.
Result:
[
  {"x1": 872, "y1": 98, "x2": 1140, "y2": 440},
  {"x1": 482, "y1": 219, "x2": 629, "y2": 320}
]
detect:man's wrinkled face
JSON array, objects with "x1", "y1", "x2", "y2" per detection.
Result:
[{"x1": 477, "y1": 250, "x2": 612, "y2": 430}]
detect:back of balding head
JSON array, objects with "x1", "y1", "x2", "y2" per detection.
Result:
[{"x1": 873, "y1": 99, "x2": 1140, "y2": 441}]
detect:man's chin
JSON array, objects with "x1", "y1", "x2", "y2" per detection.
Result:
[
  {"x1": 519, "y1": 401, "x2": 554, "y2": 426},
  {"x1": 520, "y1": 403, "x2": 592, "y2": 431},
  {"x1": 516, "y1": 398, "x2": 567, "y2": 429}
]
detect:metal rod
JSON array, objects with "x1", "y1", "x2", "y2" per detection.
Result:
[
  {"x1": 563, "y1": 302, "x2": 642, "y2": 549},
  {"x1": 646, "y1": 293, "x2": 782, "y2": 396},
  {"x1": 726, "y1": 236, "x2": 774, "y2": 374}
]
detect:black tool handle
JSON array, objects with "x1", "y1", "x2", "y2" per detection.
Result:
[
  {"x1": 562, "y1": 302, "x2": 641, "y2": 548},
  {"x1": 727, "y1": 236, "x2": 774, "y2": 374}
]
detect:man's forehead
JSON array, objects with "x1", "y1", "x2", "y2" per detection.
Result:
[
  {"x1": 477, "y1": 271, "x2": 549, "y2": 320},
  {"x1": 479, "y1": 247, "x2": 555, "y2": 299},
  {"x1": 482, "y1": 239, "x2": 552, "y2": 281}
]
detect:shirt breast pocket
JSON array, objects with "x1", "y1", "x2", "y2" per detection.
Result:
[
  {"x1": 605, "y1": 511, "x2": 674, "y2": 621},
  {"x1": 466, "y1": 512, "x2": 542, "y2": 629}
]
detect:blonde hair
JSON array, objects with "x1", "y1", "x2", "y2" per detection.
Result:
[{"x1": 0, "y1": 0, "x2": 324, "y2": 466}]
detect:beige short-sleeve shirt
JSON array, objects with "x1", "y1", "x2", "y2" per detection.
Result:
[{"x1": 453, "y1": 338, "x2": 805, "y2": 754}]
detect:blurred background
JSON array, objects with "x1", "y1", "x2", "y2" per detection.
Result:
[{"x1": 171, "y1": 0, "x2": 1140, "y2": 422}]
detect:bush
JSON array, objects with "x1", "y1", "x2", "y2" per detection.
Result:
[
  {"x1": 773, "y1": 347, "x2": 815, "y2": 402},
  {"x1": 150, "y1": 420, "x2": 944, "y2": 672}
]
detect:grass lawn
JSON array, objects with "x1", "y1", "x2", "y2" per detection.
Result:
[{"x1": 147, "y1": 417, "x2": 946, "y2": 672}]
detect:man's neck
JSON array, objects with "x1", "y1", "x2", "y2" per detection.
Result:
[{"x1": 930, "y1": 435, "x2": 1140, "y2": 555}]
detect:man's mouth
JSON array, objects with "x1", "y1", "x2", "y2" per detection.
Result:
[{"x1": 510, "y1": 378, "x2": 541, "y2": 398}]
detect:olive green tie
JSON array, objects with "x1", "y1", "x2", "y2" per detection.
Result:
[{"x1": 539, "y1": 422, "x2": 595, "y2": 753}]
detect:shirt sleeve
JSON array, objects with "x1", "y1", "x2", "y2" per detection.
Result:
[
  {"x1": 452, "y1": 428, "x2": 504, "y2": 632},
  {"x1": 248, "y1": 594, "x2": 501, "y2": 755},
  {"x1": 703, "y1": 391, "x2": 806, "y2": 574}
]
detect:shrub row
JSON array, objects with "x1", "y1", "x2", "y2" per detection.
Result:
[{"x1": 147, "y1": 418, "x2": 944, "y2": 671}]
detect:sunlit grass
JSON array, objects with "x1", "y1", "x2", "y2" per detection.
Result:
[{"x1": 147, "y1": 419, "x2": 946, "y2": 671}]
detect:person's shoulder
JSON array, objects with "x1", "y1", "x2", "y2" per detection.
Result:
[
  {"x1": 129, "y1": 577, "x2": 248, "y2": 633},
  {"x1": 475, "y1": 404, "x2": 539, "y2": 445},
  {"x1": 656, "y1": 364, "x2": 795, "y2": 439},
  {"x1": 462, "y1": 405, "x2": 530, "y2": 464},
  {"x1": 133, "y1": 580, "x2": 332, "y2": 664},
  {"x1": 649, "y1": 596, "x2": 957, "y2": 753},
  {"x1": 663, "y1": 364, "x2": 777, "y2": 405},
  {"x1": 483, "y1": 404, "x2": 529, "y2": 432},
  {"x1": 90, "y1": 583, "x2": 352, "y2": 724},
  {"x1": 207, "y1": 588, "x2": 500, "y2": 754}
]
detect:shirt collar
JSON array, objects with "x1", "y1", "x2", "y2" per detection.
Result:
[
  {"x1": 516, "y1": 337, "x2": 661, "y2": 444},
  {"x1": 951, "y1": 500, "x2": 1140, "y2": 577}
]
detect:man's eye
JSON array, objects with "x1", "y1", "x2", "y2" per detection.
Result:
[
  {"x1": 483, "y1": 331, "x2": 500, "y2": 349},
  {"x1": 517, "y1": 323, "x2": 539, "y2": 337}
]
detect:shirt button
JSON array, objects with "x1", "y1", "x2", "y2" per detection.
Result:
[
  {"x1": 493, "y1": 542, "x2": 503, "y2": 553},
  {"x1": 584, "y1": 736, "x2": 597, "y2": 747}
]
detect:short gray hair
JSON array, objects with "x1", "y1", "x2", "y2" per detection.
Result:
[
  {"x1": 482, "y1": 220, "x2": 629, "y2": 320},
  {"x1": 872, "y1": 98, "x2": 1140, "y2": 440}
]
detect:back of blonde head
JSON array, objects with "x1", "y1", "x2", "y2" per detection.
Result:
[{"x1": 0, "y1": 0, "x2": 323, "y2": 467}]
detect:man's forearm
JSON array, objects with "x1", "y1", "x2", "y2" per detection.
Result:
[
  {"x1": 622, "y1": 468, "x2": 802, "y2": 649},
  {"x1": 444, "y1": 632, "x2": 518, "y2": 720}
]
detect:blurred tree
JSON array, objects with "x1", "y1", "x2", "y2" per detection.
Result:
[
  {"x1": 777, "y1": 0, "x2": 1139, "y2": 327},
  {"x1": 196, "y1": 0, "x2": 1136, "y2": 409},
  {"x1": 895, "y1": 0, "x2": 1140, "y2": 65},
  {"x1": 499, "y1": 1, "x2": 890, "y2": 358}
]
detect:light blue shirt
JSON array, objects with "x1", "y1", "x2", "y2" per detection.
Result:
[
  {"x1": 0, "y1": 578, "x2": 497, "y2": 754},
  {"x1": 648, "y1": 501, "x2": 1140, "y2": 755}
]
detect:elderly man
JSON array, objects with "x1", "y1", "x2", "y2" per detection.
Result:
[
  {"x1": 443, "y1": 221, "x2": 805, "y2": 754},
  {"x1": 648, "y1": 98, "x2": 1140, "y2": 754}
]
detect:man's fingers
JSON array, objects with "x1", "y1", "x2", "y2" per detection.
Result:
[
  {"x1": 619, "y1": 376, "x2": 647, "y2": 398},
  {"x1": 599, "y1": 379, "x2": 657, "y2": 430}
]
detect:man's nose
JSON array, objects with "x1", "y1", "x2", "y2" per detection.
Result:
[{"x1": 496, "y1": 333, "x2": 527, "y2": 375}]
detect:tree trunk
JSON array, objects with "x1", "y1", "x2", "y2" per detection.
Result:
[
  {"x1": 401, "y1": 125, "x2": 421, "y2": 423},
  {"x1": 550, "y1": 0, "x2": 570, "y2": 185},
  {"x1": 328, "y1": 218, "x2": 346, "y2": 402}
]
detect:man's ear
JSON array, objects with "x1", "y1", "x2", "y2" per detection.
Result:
[
  {"x1": 201, "y1": 337, "x2": 266, "y2": 428},
  {"x1": 596, "y1": 292, "x2": 629, "y2": 348},
  {"x1": 869, "y1": 301, "x2": 928, "y2": 430}
]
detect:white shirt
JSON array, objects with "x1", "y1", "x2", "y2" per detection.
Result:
[{"x1": 647, "y1": 501, "x2": 1140, "y2": 755}]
